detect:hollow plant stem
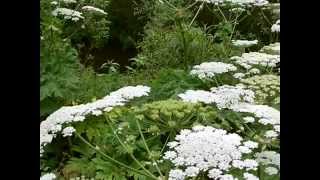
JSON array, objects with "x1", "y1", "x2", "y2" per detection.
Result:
[
  {"x1": 75, "y1": 133, "x2": 155, "y2": 179},
  {"x1": 189, "y1": 1, "x2": 205, "y2": 27},
  {"x1": 106, "y1": 118, "x2": 158, "y2": 179},
  {"x1": 136, "y1": 119, "x2": 164, "y2": 178}
]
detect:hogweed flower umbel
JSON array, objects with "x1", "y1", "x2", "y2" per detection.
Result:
[
  {"x1": 232, "y1": 40, "x2": 258, "y2": 47},
  {"x1": 179, "y1": 85, "x2": 255, "y2": 109},
  {"x1": 40, "y1": 85, "x2": 151, "y2": 156},
  {"x1": 231, "y1": 52, "x2": 280, "y2": 69},
  {"x1": 82, "y1": 6, "x2": 107, "y2": 15},
  {"x1": 190, "y1": 62, "x2": 237, "y2": 80},
  {"x1": 40, "y1": 173, "x2": 56, "y2": 180},
  {"x1": 164, "y1": 125, "x2": 259, "y2": 180},
  {"x1": 196, "y1": 0, "x2": 269, "y2": 6},
  {"x1": 52, "y1": 8, "x2": 84, "y2": 21}
]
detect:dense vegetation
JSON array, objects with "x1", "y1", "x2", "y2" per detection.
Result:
[{"x1": 40, "y1": 0, "x2": 280, "y2": 179}]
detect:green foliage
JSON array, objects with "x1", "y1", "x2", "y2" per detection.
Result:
[
  {"x1": 60, "y1": 0, "x2": 111, "y2": 48},
  {"x1": 137, "y1": 24, "x2": 219, "y2": 69},
  {"x1": 197, "y1": 3, "x2": 279, "y2": 48},
  {"x1": 147, "y1": 69, "x2": 205, "y2": 100},
  {"x1": 41, "y1": 0, "x2": 280, "y2": 179},
  {"x1": 61, "y1": 100, "x2": 220, "y2": 179},
  {"x1": 40, "y1": 26, "x2": 81, "y2": 116}
]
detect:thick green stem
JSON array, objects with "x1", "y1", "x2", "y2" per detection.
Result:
[
  {"x1": 106, "y1": 119, "x2": 158, "y2": 179},
  {"x1": 75, "y1": 133, "x2": 154, "y2": 179},
  {"x1": 160, "y1": 131, "x2": 172, "y2": 154},
  {"x1": 189, "y1": 2, "x2": 204, "y2": 27},
  {"x1": 136, "y1": 120, "x2": 164, "y2": 178},
  {"x1": 216, "y1": 5, "x2": 227, "y2": 22}
]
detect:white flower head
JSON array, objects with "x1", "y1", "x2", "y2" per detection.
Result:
[
  {"x1": 40, "y1": 85, "x2": 151, "y2": 156},
  {"x1": 82, "y1": 6, "x2": 107, "y2": 15},
  {"x1": 210, "y1": 85, "x2": 255, "y2": 109},
  {"x1": 243, "y1": 116, "x2": 255, "y2": 123},
  {"x1": 50, "y1": 1, "x2": 58, "y2": 5},
  {"x1": 196, "y1": 0, "x2": 269, "y2": 7},
  {"x1": 168, "y1": 169, "x2": 185, "y2": 180},
  {"x1": 243, "y1": 140, "x2": 259, "y2": 149},
  {"x1": 248, "y1": 68, "x2": 260, "y2": 75},
  {"x1": 208, "y1": 169, "x2": 223, "y2": 179},
  {"x1": 62, "y1": 126, "x2": 76, "y2": 137},
  {"x1": 243, "y1": 172, "x2": 259, "y2": 180},
  {"x1": 260, "y1": 42, "x2": 280, "y2": 55},
  {"x1": 233, "y1": 72, "x2": 246, "y2": 79},
  {"x1": 264, "y1": 130, "x2": 278, "y2": 138},
  {"x1": 232, "y1": 39, "x2": 258, "y2": 47},
  {"x1": 179, "y1": 85, "x2": 255, "y2": 110},
  {"x1": 62, "y1": 0, "x2": 77, "y2": 4},
  {"x1": 40, "y1": 173, "x2": 56, "y2": 180},
  {"x1": 231, "y1": 103, "x2": 280, "y2": 126},
  {"x1": 164, "y1": 125, "x2": 259, "y2": 178},
  {"x1": 190, "y1": 62, "x2": 237, "y2": 79},
  {"x1": 231, "y1": 52, "x2": 280, "y2": 69},
  {"x1": 52, "y1": 8, "x2": 84, "y2": 21},
  {"x1": 255, "y1": 151, "x2": 280, "y2": 167},
  {"x1": 178, "y1": 90, "x2": 216, "y2": 104},
  {"x1": 265, "y1": 166, "x2": 278, "y2": 175}
]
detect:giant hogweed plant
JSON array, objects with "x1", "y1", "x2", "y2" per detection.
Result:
[
  {"x1": 40, "y1": 0, "x2": 113, "y2": 117},
  {"x1": 134, "y1": 0, "x2": 275, "y2": 71},
  {"x1": 42, "y1": 95, "x2": 279, "y2": 179},
  {"x1": 49, "y1": 0, "x2": 111, "y2": 48}
]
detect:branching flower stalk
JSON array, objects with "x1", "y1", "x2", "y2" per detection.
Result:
[
  {"x1": 135, "y1": 119, "x2": 164, "y2": 178},
  {"x1": 105, "y1": 117, "x2": 158, "y2": 179},
  {"x1": 215, "y1": 5, "x2": 228, "y2": 22},
  {"x1": 160, "y1": 131, "x2": 173, "y2": 154},
  {"x1": 161, "y1": 0, "x2": 178, "y2": 10},
  {"x1": 189, "y1": 1, "x2": 205, "y2": 27},
  {"x1": 75, "y1": 133, "x2": 155, "y2": 179}
]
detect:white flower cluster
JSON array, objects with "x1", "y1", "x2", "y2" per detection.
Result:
[
  {"x1": 40, "y1": 173, "x2": 56, "y2": 180},
  {"x1": 264, "y1": 167, "x2": 278, "y2": 175},
  {"x1": 231, "y1": 103, "x2": 280, "y2": 137},
  {"x1": 70, "y1": 176, "x2": 94, "y2": 180},
  {"x1": 163, "y1": 125, "x2": 259, "y2": 180},
  {"x1": 248, "y1": 68, "x2": 261, "y2": 75},
  {"x1": 255, "y1": 151, "x2": 280, "y2": 175},
  {"x1": 243, "y1": 172, "x2": 259, "y2": 180},
  {"x1": 82, "y1": 6, "x2": 107, "y2": 15},
  {"x1": 62, "y1": 0, "x2": 77, "y2": 4},
  {"x1": 230, "y1": 7, "x2": 246, "y2": 13},
  {"x1": 62, "y1": 126, "x2": 76, "y2": 137},
  {"x1": 50, "y1": 1, "x2": 58, "y2": 5},
  {"x1": 260, "y1": 42, "x2": 280, "y2": 55},
  {"x1": 40, "y1": 85, "x2": 151, "y2": 156},
  {"x1": 243, "y1": 116, "x2": 255, "y2": 123},
  {"x1": 179, "y1": 85, "x2": 255, "y2": 109},
  {"x1": 233, "y1": 72, "x2": 246, "y2": 79},
  {"x1": 196, "y1": 0, "x2": 269, "y2": 6},
  {"x1": 190, "y1": 62, "x2": 237, "y2": 79},
  {"x1": 231, "y1": 103, "x2": 279, "y2": 125},
  {"x1": 232, "y1": 40, "x2": 258, "y2": 47},
  {"x1": 232, "y1": 68, "x2": 260, "y2": 80},
  {"x1": 210, "y1": 85, "x2": 255, "y2": 109},
  {"x1": 178, "y1": 90, "x2": 217, "y2": 104},
  {"x1": 52, "y1": 8, "x2": 84, "y2": 21},
  {"x1": 271, "y1": 19, "x2": 280, "y2": 32},
  {"x1": 231, "y1": 52, "x2": 280, "y2": 69}
]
